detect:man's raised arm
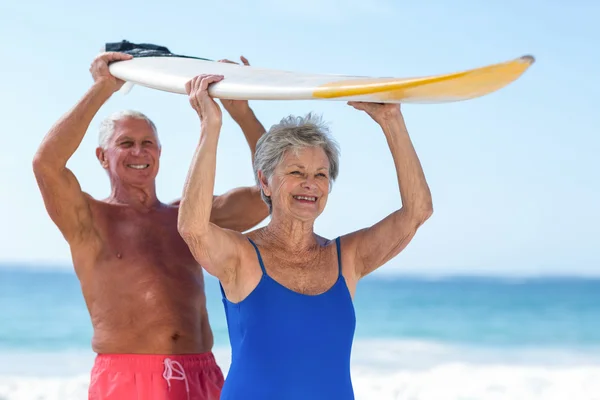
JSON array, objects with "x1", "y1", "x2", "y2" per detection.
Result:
[{"x1": 33, "y1": 52, "x2": 132, "y2": 243}]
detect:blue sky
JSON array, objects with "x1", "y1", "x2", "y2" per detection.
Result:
[{"x1": 0, "y1": 1, "x2": 598, "y2": 276}]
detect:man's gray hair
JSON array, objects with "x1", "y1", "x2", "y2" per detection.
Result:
[
  {"x1": 98, "y1": 110, "x2": 159, "y2": 149},
  {"x1": 253, "y1": 112, "x2": 340, "y2": 212}
]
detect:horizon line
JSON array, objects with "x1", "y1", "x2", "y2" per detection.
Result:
[{"x1": 1, "y1": 262, "x2": 599, "y2": 281}]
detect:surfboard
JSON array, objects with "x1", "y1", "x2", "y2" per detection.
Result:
[{"x1": 106, "y1": 40, "x2": 534, "y2": 104}]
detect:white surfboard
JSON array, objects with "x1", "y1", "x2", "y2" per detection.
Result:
[{"x1": 108, "y1": 50, "x2": 534, "y2": 104}]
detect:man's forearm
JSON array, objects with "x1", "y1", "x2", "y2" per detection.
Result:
[
  {"x1": 34, "y1": 82, "x2": 113, "y2": 169},
  {"x1": 232, "y1": 108, "x2": 265, "y2": 162}
]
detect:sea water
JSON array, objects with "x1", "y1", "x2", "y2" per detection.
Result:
[{"x1": 1, "y1": 267, "x2": 599, "y2": 399}]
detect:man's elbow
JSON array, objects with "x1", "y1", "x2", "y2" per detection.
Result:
[
  {"x1": 247, "y1": 209, "x2": 269, "y2": 231},
  {"x1": 230, "y1": 208, "x2": 269, "y2": 233},
  {"x1": 32, "y1": 151, "x2": 62, "y2": 176},
  {"x1": 32, "y1": 153, "x2": 53, "y2": 179},
  {"x1": 252, "y1": 198, "x2": 270, "y2": 227},
  {"x1": 254, "y1": 198, "x2": 270, "y2": 222},
  {"x1": 247, "y1": 186, "x2": 270, "y2": 222},
  {"x1": 32, "y1": 152, "x2": 46, "y2": 173}
]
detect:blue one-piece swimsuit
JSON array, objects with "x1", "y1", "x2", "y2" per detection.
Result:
[{"x1": 219, "y1": 237, "x2": 356, "y2": 400}]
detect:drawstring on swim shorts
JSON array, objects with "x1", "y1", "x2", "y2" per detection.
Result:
[{"x1": 163, "y1": 358, "x2": 190, "y2": 400}]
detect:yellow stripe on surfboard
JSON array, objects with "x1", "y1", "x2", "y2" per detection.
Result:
[{"x1": 312, "y1": 55, "x2": 535, "y2": 103}]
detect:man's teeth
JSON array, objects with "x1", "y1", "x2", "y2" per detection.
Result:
[
  {"x1": 128, "y1": 164, "x2": 149, "y2": 169},
  {"x1": 294, "y1": 195, "x2": 316, "y2": 202}
]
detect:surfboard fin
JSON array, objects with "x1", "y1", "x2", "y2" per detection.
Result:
[{"x1": 119, "y1": 81, "x2": 135, "y2": 95}]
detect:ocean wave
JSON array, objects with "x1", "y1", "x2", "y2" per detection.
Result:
[
  {"x1": 1, "y1": 340, "x2": 599, "y2": 399},
  {"x1": 351, "y1": 364, "x2": 600, "y2": 400},
  {"x1": 350, "y1": 339, "x2": 600, "y2": 369},
  {"x1": 1, "y1": 366, "x2": 597, "y2": 400}
]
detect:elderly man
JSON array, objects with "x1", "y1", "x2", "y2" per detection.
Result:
[{"x1": 32, "y1": 52, "x2": 268, "y2": 400}]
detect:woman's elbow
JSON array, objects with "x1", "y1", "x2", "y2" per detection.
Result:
[
  {"x1": 177, "y1": 224, "x2": 195, "y2": 244},
  {"x1": 409, "y1": 200, "x2": 433, "y2": 227},
  {"x1": 177, "y1": 217, "x2": 206, "y2": 244},
  {"x1": 421, "y1": 200, "x2": 434, "y2": 221}
]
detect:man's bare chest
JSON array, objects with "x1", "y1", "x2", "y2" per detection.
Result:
[{"x1": 95, "y1": 209, "x2": 196, "y2": 266}]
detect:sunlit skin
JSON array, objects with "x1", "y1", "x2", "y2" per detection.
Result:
[
  {"x1": 260, "y1": 147, "x2": 331, "y2": 224},
  {"x1": 32, "y1": 55, "x2": 269, "y2": 357},
  {"x1": 180, "y1": 73, "x2": 433, "y2": 309},
  {"x1": 96, "y1": 118, "x2": 161, "y2": 192}
]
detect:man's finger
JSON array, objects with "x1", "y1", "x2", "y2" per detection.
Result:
[
  {"x1": 110, "y1": 53, "x2": 133, "y2": 61},
  {"x1": 101, "y1": 52, "x2": 132, "y2": 62}
]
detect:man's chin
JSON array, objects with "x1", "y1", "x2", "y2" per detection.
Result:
[{"x1": 119, "y1": 173, "x2": 157, "y2": 186}]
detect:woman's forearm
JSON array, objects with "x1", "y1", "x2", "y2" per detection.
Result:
[
  {"x1": 381, "y1": 113, "x2": 433, "y2": 221},
  {"x1": 178, "y1": 124, "x2": 221, "y2": 237}
]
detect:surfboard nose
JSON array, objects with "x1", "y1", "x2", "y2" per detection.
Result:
[{"x1": 520, "y1": 55, "x2": 536, "y2": 65}]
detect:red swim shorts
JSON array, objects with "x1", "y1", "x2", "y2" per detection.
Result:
[{"x1": 89, "y1": 352, "x2": 224, "y2": 400}]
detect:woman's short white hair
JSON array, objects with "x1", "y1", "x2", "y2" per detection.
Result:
[
  {"x1": 98, "y1": 110, "x2": 159, "y2": 149},
  {"x1": 253, "y1": 112, "x2": 340, "y2": 212}
]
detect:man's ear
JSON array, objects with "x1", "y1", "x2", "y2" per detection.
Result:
[{"x1": 95, "y1": 147, "x2": 108, "y2": 169}]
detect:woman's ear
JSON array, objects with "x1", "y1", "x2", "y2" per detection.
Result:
[{"x1": 257, "y1": 170, "x2": 271, "y2": 197}]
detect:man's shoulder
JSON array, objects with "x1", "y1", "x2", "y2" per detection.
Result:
[
  {"x1": 81, "y1": 192, "x2": 106, "y2": 212},
  {"x1": 86, "y1": 195, "x2": 116, "y2": 211}
]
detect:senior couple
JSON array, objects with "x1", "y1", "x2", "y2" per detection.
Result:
[{"x1": 33, "y1": 50, "x2": 432, "y2": 400}]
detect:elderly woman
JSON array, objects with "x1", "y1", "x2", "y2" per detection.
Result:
[{"x1": 178, "y1": 74, "x2": 433, "y2": 400}]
